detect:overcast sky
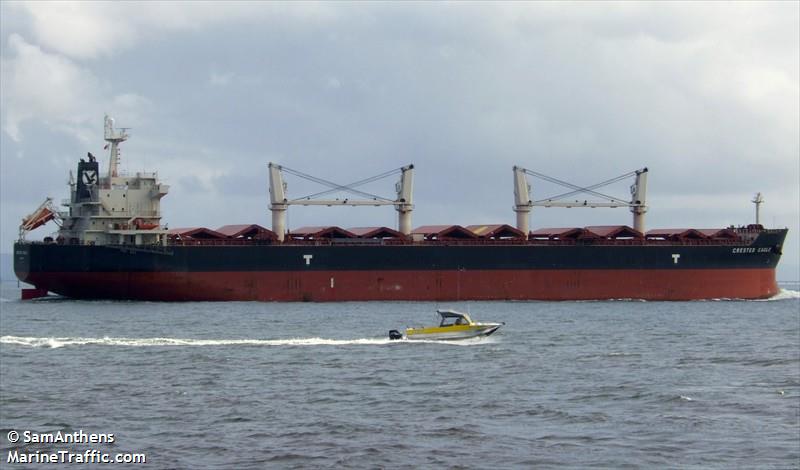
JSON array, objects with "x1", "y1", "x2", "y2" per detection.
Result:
[{"x1": 1, "y1": 1, "x2": 798, "y2": 280}]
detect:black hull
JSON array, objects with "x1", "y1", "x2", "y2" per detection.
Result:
[{"x1": 13, "y1": 229, "x2": 787, "y2": 301}]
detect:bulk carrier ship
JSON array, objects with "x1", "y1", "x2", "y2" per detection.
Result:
[{"x1": 14, "y1": 117, "x2": 787, "y2": 301}]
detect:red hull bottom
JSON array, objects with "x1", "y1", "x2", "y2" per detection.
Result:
[
  {"x1": 21, "y1": 288, "x2": 49, "y2": 300},
  {"x1": 23, "y1": 269, "x2": 780, "y2": 301}
]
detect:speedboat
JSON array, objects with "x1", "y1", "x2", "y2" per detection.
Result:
[{"x1": 389, "y1": 309, "x2": 504, "y2": 341}]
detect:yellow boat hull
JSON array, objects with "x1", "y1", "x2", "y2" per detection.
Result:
[{"x1": 404, "y1": 323, "x2": 502, "y2": 341}]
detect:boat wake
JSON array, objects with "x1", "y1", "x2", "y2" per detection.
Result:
[{"x1": 0, "y1": 335, "x2": 488, "y2": 349}]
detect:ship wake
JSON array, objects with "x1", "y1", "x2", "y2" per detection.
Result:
[{"x1": 0, "y1": 335, "x2": 488, "y2": 349}]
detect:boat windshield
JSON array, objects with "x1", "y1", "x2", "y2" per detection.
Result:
[{"x1": 438, "y1": 310, "x2": 471, "y2": 326}]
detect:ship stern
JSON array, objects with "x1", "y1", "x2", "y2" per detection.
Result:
[
  {"x1": 13, "y1": 242, "x2": 32, "y2": 284},
  {"x1": 14, "y1": 242, "x2": 49, "y2": 299}
]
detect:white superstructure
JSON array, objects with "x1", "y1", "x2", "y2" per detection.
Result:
[{"x1": 31, "y1": 116, "x2": 170, "y2": 246}]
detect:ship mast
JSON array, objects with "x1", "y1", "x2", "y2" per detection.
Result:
[
  {"x1": 104, "y1": 115, "x2": 128, "y2": 181},
  {"x1": 752, "y1": 192, "x2": 764, "y2": 225}
]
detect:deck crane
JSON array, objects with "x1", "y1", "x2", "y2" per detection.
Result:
[
  {"x1": 268, "y1": 163, "x2": 414, "y2": 241},
  {"x1": 513, "y1": 166, "x2": 649, "y2": 234}
]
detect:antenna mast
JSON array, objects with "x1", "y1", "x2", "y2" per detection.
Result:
[
  {"x1": 104, "y1": 115, "x2": 128, "y2": 181},
  {"x1": 751, "y1": 192, "x2": 764, "y2": 225}
]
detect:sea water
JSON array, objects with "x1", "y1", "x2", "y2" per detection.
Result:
[{"x1": 1, "y1": 281, "x2": 798, "y2": 469}]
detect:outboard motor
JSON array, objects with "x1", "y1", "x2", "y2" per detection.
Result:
[{"x1": 388, "y1": 330, "x2": 403, "y2": 340}]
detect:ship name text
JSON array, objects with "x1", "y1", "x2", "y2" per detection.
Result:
[{"x1": 731, "y1": 247, "x2": 771, "y2": 254}]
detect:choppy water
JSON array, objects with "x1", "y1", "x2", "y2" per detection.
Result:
[{"x1": 1, "y1": 281, "x2": 798, "y2": 469}]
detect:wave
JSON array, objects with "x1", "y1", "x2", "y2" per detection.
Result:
[
  {"x1": 0, "y1": 335, "x2": 487, "y2": 349},
  {"x1": 573, "y1": 289, "x2": 799, "y2": 303},
  {"x1": 701, "y1": 289, "x2": 800, "y2": 302},
  {"x1": 756, "y1": 289, "x2": 800, "y2": 302}
]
